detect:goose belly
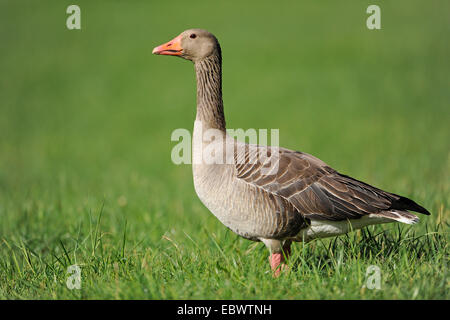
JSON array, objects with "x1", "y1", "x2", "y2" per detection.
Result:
[
  {"x1": 192, "y1": 164, "x2": 258, "y2": 240},
  {"x1": 295, "y1": 215, "x2": 392, "y2": 242},
  {"x1": 192, "y1": 163, "x2": 303, "y2": 240}
]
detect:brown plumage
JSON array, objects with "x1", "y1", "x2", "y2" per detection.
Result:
[
  {"x1": 153, "y1": 29, "x2": 430, "y2": 276},
  {"x1": 235, "y1": 146, "x2": 429, "y2": 222}
]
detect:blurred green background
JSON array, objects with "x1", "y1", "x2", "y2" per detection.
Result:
[{"x1": 0, "y1": 0, "x2": 448, "y2": 299}]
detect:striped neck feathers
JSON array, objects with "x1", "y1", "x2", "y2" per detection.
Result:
[{"x1": 194, "y1": 54, "x2": 226, "y2": 131}]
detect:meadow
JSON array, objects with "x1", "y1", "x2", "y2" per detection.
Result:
[{"x1": 0, "y1": 0, "x2": 448, "y2": 299}]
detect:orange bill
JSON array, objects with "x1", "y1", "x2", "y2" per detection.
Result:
[{"x1": 152, "y1": 34, "x2": 183, "y2": 56}]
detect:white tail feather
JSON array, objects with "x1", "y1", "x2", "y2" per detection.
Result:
[{"x1": 385, "y1": 210, "x2": 419, "y2": 225}]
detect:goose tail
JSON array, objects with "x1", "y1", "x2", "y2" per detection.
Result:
[{"x1": 378, "y1": 210, "x2": 420, "y2": 225}]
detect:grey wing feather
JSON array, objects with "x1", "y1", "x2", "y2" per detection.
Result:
[{"x1": 234, "y1": 144, "x2": 430, "y2": 221}]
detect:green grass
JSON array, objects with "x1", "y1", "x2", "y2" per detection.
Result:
[{"x1": 0, "y1": 0, "x2": 449, "y2": 299}]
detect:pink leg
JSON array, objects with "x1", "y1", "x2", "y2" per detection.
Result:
[
  {"x1": 269, "y1": 241, "x2": 292, "y2": 277},
  {"x1": 269, "y1": 253, "x2": 284, "y2": 277}
]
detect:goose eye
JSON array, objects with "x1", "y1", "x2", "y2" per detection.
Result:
[{"x1": 190, "y1": 34, "x2": 197, "y2": 39}]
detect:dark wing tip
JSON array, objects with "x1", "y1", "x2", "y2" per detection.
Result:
[
  {"x1": 392, "y1": 196, "x2": 431, "y2": 215},
  {"x1": 336, "y1": 173, "x2": 431, "y2": 216}
]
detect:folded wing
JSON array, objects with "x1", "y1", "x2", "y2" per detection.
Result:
[{"x1": 234, "y1": 145, "x2": 430, "y2": 222}]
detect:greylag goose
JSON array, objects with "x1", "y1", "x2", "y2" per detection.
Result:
[{"x1": 153, "y1": 29, "x2": 430, "y2": 276}]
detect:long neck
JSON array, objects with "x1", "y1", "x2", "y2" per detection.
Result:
[{"x1": 194, "y1": 54, "x2": 226, "y2": 131}]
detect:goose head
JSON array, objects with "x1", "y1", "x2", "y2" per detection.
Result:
[{"x1": 152, "y1": 29, "x2": 220, "y2": 62}]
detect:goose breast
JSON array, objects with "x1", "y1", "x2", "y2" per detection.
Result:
[{"x1": 192, "y1": 127, "x2": 307, "y2": 241}]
